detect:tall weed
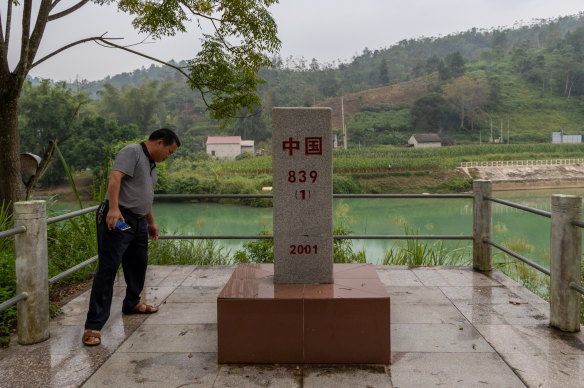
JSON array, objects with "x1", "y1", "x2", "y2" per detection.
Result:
[
  {"x1": 0, "y1": 201, "x2": 16, "y2": 346},
  {"x1": 148, "y1": 229, "x2": 231, "y2": 265},
  {"x1": 382, "y1": 225, "x2": 471, "y2": 266}
]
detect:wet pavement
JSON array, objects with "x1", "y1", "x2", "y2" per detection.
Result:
[{"x1": 1, "y1": 265, "x2": 583, "y2": 387}]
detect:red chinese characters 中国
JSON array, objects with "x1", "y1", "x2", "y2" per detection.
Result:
[
  {"x1": 282, "y1": 137, "x2": 300, "y2": 156},
  {"x1": 305, "y1": 137, "x2": 322, "y2": 155}
]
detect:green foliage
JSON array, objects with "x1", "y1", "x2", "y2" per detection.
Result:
[
  {"x1": 235, "y1": 152, "x2": 254, "y2": 161},
  {"x1": 194, "y1": 151, "x2": 212, "y2": 161},
  {"x1": 0, "y1": 201, "x2": 16, "y2": 347},
  {"x1": 440, "y1": 177, "x2": 473, "y2": 192},
  {"x1": 382, "y1": 226, "x2": 471, "y2": 266},
  {"x1": 233, "y1": 230, "x2": 274, "y2": 264},
  {"x1": 333, "y1": 175, "x2": 361, "y2": 194},
  {"x1": 231, "y1": 221, "x2": 365, "y2": 264},
  {"x1": 148, "y1": 232, "x2": 230, "y2": 266},
  {"x1": 333, "y1": 221, "x2": 366, "y2": 264}
]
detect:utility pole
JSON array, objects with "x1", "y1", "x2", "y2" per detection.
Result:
[
  {"x1": 507, "y1": 115, "x2": 510, "y2": 144},
  {"x1": 341, "y1": 95, "x2": 347, "y2": 149}
]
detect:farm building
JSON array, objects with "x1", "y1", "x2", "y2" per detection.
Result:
[
  {"x1": 206, "y1": 136, "x2": 255, "y2": 159},
  {"x1": 408, "y1": 134, "x2": 442, "y2": 148},
  {"x1": 552, "y1": 131, "x2": 582, "y2": 144},
  {"x1": 241, "y1": 140, "x2": 255, "y2": 154}
]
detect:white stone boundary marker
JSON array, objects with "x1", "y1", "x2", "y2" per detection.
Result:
[{"x1": 273, "y1": 107, "x2": 333, "y2": 284}]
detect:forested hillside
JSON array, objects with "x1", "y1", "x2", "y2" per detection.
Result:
[{"x1": 19, "y1": 13, "x2": 584, "y2": 184}]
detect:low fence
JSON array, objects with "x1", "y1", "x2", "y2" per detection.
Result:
[
  {"x1": 0, "y1": 180, "x2": 582, "y2": 344},
  {"x1": 460, "y1": 159, "x2": 584, "y2": 168}
]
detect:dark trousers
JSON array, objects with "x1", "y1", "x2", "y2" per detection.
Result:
[{"x1": 85, "y1": 202, "x2": 149, "y2": 330}]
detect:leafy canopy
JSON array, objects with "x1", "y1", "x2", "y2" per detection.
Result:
[{"x1": 95, "y1": 0, "x2": 281, "y2": 124}]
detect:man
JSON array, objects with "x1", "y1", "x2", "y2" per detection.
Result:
[{"x1": 82, "y1": 128, "x2": 180, "y2": 346}]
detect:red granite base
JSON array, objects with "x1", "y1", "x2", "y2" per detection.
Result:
[{"x1": 217, "y1": 263, "x2": 390, "y2": 364}]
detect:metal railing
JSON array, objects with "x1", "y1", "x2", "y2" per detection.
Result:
[
  {"x1": 1, "y1": 180, "x2": 582, "y2": 344},
  {"x1": 483, "y1": 193, "x2": 583, "y2": 296},
  {"x1": 461, "y1": 158, "x2": 584, "y2": 168}
]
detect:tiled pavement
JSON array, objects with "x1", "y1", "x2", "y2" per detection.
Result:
[{"x1": 1, "y1": 265, "x2": 583, "y2": 387}]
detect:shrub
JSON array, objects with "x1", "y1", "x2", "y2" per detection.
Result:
[
  {"x1": 333, "y1": 175, "x2": 361, "y2": 194},
  {"x1": 235, "y1": 152, "x2": 254, "y2": 161}
]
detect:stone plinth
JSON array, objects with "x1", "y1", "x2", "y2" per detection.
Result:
[
  {"x1": 217, "y1": 263, "x2": 391, "y2": 364},
  {"x1": 272, "y1": 108, "x2": 333, "y2": 284}
]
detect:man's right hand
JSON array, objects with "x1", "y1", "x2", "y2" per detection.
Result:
[{"x1": 106, "y1": 207, "x2": 124, "y2": 230}]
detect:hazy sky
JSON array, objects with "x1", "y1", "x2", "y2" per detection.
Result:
[{"x1": 4, "y1": 0, "x2": 584, "y2": 82}]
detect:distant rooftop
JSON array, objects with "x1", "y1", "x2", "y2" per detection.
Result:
[
  {"x1": 206, "y1": 136, "x2": 242, "y2": 144},
  {"x1": 412, "y1": 133, "x2": 441, "y2": 143}
]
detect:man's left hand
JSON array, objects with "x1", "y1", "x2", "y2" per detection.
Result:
[{"x1": 148, "y1": 223, "x2": 159, "y2": 240}]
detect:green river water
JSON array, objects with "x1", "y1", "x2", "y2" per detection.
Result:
[
  {"x1": 148, "y1": 188, "x2": 584, "y2": 267},
  {"x1": 53, "y1": 188, "x2": 584, "y2": 267}
]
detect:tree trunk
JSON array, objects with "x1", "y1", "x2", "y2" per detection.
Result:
[{"x1": 0, "y1": 88, "x2": 26, "y2": 208}]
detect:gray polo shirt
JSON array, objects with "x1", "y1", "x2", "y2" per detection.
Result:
[{"x1": 109, "y1": 143, "x2": 157, "y2": 216}]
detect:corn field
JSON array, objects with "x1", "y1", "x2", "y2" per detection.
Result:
[{"x1": 206, "y1": 143, "x2": 584, "y2": 175}]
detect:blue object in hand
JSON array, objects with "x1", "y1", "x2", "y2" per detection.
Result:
[{"x1": 115, "y1": 220, "x2": 131, "y2": 231}]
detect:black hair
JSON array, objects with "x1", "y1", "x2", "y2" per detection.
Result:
[{"x1": 149, "y1": 128, "x2": 181, "y2": 147}]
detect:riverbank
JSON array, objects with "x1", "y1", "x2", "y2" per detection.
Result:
[
  {"x1": 34, "y1": 165, "x2": 584, "y2": 201},
  {"x1": 462, "y1": 164, "x2": 584, "y2": 190}
]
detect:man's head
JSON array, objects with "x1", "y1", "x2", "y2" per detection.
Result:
[{"x1": 147, "y1": 128, "x2": 181, "y2": 162}]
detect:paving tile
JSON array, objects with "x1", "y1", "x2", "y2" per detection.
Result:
[
  {"x1": 82, "y1": 352, "x2": 219, "y2": 388},
  {"x1": 391, "y1": 323, "x2": 494, "y2": 353},
  {"x1": 158, "y1": 265, "x2": 196, "y2": 286},
  {"x1": 49, "y1": 324, "x2": 139, "y2": 354},
  {"x1": 1, "y1": 344, "x2": 113, "y2": 388},
  {"x1": 376, "y1": 268, "x2": 423, "y2": 286},
  {"x1": 0, "y1": 324, "x2": 138, "y2": 388},
  {"x1": 117, "y1": 323, "x2": 217, "y2": 353},
  {"x1": 385, "y1": 286, "x2": 452, "y2": 304},
  {"x1": 475, "y1": 324, "x2": 584, "y2": 355},
  {"x1": 113, "y1": 285, "x2": 176, "y2": 305},
  {"x1": 166, "y1": 285, "x2": 223, "y2": 303},
  {"x1": 117, "y1": 265, "x2": 177, "y2": 287},
  {"x1": 303, "y1": 365, "x2": 392, "y2": 388},
  {"x1": 213, "y1": 364, "x2": 301, "y2": 387},
  {"x1": 390, "y1": 301, "x2": 468, "y2": 324},
  {"x1": 440, "y1": 285, "x2": 548, "y2": 305},
  {"x1": 412, "y1": 267, "x2": 501, "y2": 287},
  {"x1": 501, "y1": 353, "x2": 584, "y2": 388},
  {"x1": 487, "y1": 268, "x2": 529, "y2": 288},
  {"x1": 145, "y1": 302, "x2": 217, "y2": 324},
  {"x1": 52, "y1": 293, "x2": 149, "y2": 327},
  {"x1": 451, "y1": 300, "x2": 549, "y2": 325},
  {"x1": 4, "y1": 265, "x2": 579, "y2": 388},
  {"x1": 390, "y1": 352, "x2": 526, "y2": 388},
  {"x1": 182, "y1": 266, "x2": 235, "y2": 287}
]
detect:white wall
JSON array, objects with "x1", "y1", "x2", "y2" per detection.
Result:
[{"x1": 206, "y1": 143, "x2": 241, "y2": 160}]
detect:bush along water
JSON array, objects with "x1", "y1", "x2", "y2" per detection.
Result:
[{"x1": 232, "y1": 221, "x2": 366, "y2": 264}]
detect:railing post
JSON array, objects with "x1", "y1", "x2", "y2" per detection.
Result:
[
  {"x1": 550, "y1": 195, "x2": 582, "y2": 332},
  {"x1": 473, "y1": 180, "x2": 492, "y2": 271},
  {"x1": 14, "y1": 200, "x2": 50, "y2": 344}
]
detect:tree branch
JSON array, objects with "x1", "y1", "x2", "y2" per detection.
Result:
[
  {"x1": 179, "y1": 1, "x2": 223, "y2": 23},
  {"x1": 48, "y1": 0, "x2": 89, "y2": 21},
  {"x1": 31, "y1": 34, "x2": 122, "y2": 68},
  {"x1": 0, "y1": 6, "x2": 7, "y2": 73},
  {"x1": 25, "y1": 140, "x2": 57, "y2": 200},
  {"x1": 19, "y1": 0, "x2": 33, "y2": 68},
  {"x1": 3, "y1": 0, "x2": 12, "y2": 50}
]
